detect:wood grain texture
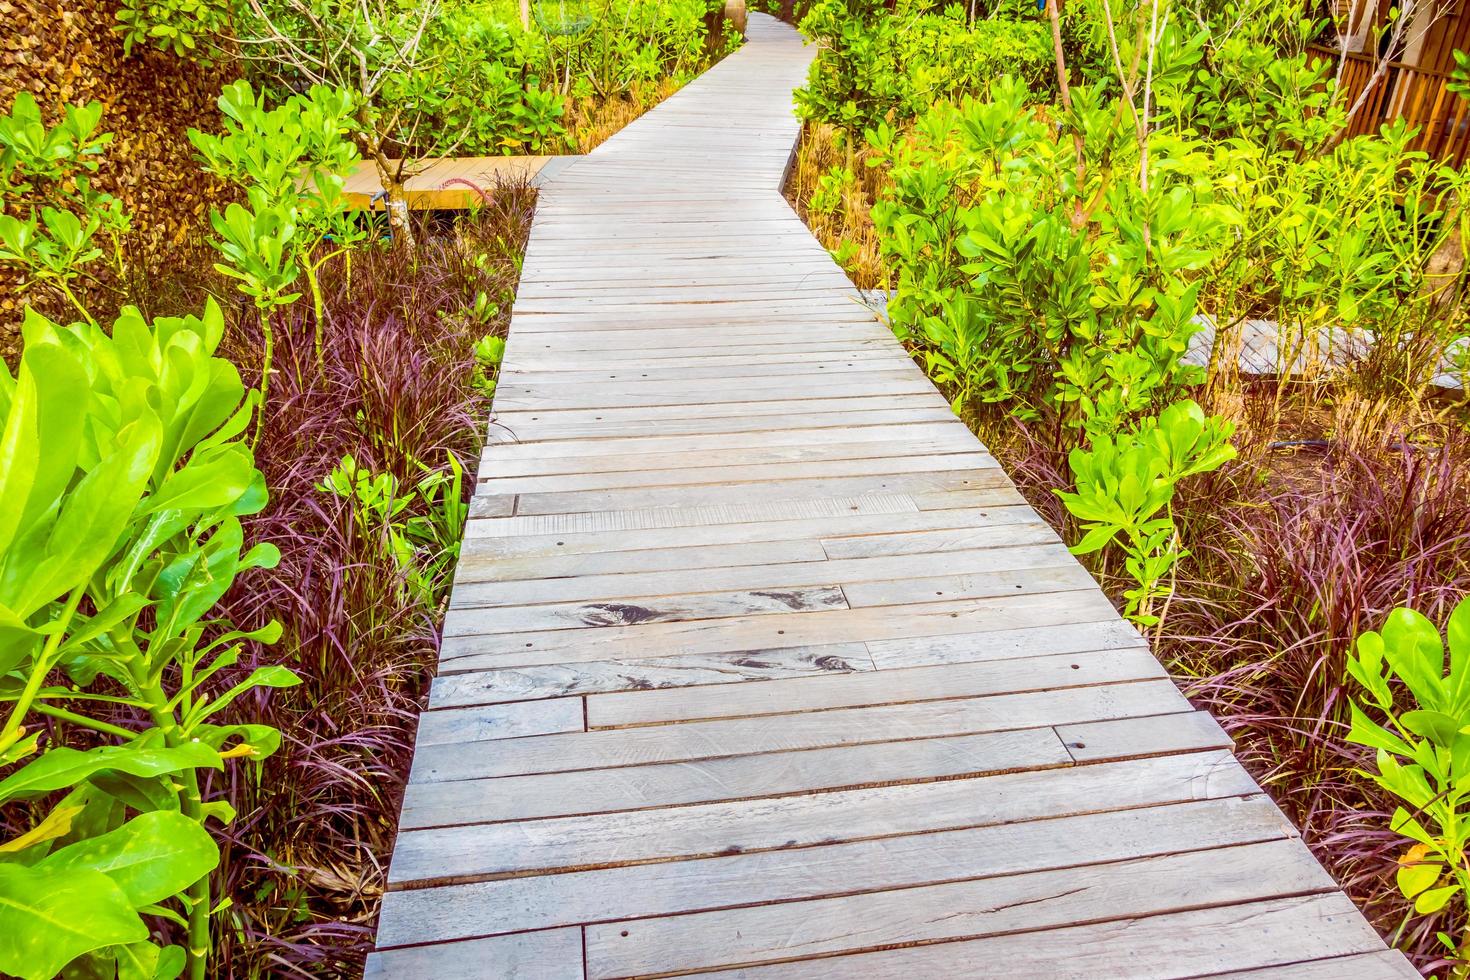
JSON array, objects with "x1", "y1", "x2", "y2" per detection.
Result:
[{"x1": 370, "y1": 14, "x2": 1395, "y2": 976}]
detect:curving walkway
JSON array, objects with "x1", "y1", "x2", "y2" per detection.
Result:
[{"x1": 366, "y1": 15, "x2": 1415, "y2": 979}]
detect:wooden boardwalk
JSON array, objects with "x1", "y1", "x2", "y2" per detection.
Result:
[{"x1": 367, "y1": 15, "x2": 1416, "y2": 979}]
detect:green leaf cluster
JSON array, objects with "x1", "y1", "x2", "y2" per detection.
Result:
[
  {"x1": 316, "y1": 452, "x2": 467, "y2": 607},
  {"x1": 1347, "y1": 601, "x2": 1470, "y2": 956},
  {"x1": 1055, "y1": 400, "x2": 1235, "y2": 625},
  {"x1": 0, "y1": 93, "x2": 130, "y2": 322},
  {"x1": 0, "y1": 301, "x2": 292, "y2": 980},
  {"x1": 189, "y1": 80, "x2": 366, "y2": 409},
  {"x1": 795, "y1": 0, "x2": 1052, "y2": 132}
]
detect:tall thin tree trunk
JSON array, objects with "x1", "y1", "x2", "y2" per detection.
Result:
[
  {"x1": 1046, "y1": 0, "x2": 1072, "y2": 110},
  {"x1": 519, "y1": 0, "x2": 530, "y2": 29}
]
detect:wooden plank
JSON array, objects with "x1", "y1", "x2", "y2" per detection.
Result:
[
  {"x1": 376, "y1": 795, "x2": 1297, "y2": 947},
  {"x1": 819, "y1": 515, "x2": 1059, "y2": 556},
  {"x1": 408, "y1": 681, "x2": 1193, "y2": 782},
  {"x1": 401, "y1": 725, "x2": 1071, "y2": 829},
  {"x1": 460, "y1": 505, "x2": 1037, "y2": 558},
  {"x1": 441, "y1": 591, "x2": 1124, "y2": 669},
  {"x1": 387, "y1": 750, "x2": 1256, "y2": 885},
  {"x1": 584, "y1": 647, "x2": 1166, "y2": 728},
  {"x1": 472, "y1": 451, "x2": 996, "y2": 495},
  {"x1": 431, "y1": 642, "x2": 873, "y2": 702},
  {"x1": 486, "y1": 405, "x2": 958, "y2": 442},
  {"x1": 402, "y1": 707, "x2": 1241, "y2": 831},
  {"x1": 415, "y1": 697, "x2": 583, "y2": 747},
  {"x1": 686, "y1": 894, "x2": 1386, "y2": 979},
  {"x1": 585, "y1": 839, "x2": 1338, "y2": 977},
  {"x1": 455, "y1": 537, "x2": 833, "y2": 582},
  {"x1": 438, "y1": 584, "x2": 852, "y2": 641},
  {"x1": 1198, "y1": 951, "x2": 1422, "y2": 978},
  {"x1": 475, "y1": 469, "x2": 1020, "y2": 521},
  {"x1": 1057, "y1": 710, "x2": 1233, "y2": 763},
  {"x1": 363, "y1": 928, "x2": 583, "y2": 979},
  {"x1": 450, "y1": 544, "x2": 1077, "y2": 612},
  {"x1": 461, "y1": 492, "x2": 921, "y2": 542},
  {"x1": 474, "y1": 433, "x2": 976, "y2": 478}
]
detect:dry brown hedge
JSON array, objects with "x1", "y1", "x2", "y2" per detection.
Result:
[{"x1": 1, "y1": 0, "x2": 235, "y2": 358}]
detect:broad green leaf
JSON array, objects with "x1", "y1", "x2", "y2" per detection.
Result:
[
  {"x1": 0, "y1": 743, "x2": 222, "y2": 803},
  {"x1": 0, "y1": 863, "x2": 146, "y2": 980},
  {"x1": 1415, "y1": 884, "x2": 1459, "y2": 914},
  {"x1": 39, "y1": 811, "x2": 218, "y2": 906},
  {"x1": 1396, "y1": 854, "x2": 1441, "y2": 899}
]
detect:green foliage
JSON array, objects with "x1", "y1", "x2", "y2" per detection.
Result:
[
  {"x1": 809, "y1": 164, "x2": 854, "y2": 215},
  {"x1": 795, "y1": 0, "x2": 1052, "y2": 131},
  {"x1": 317, "y1": 453, "x2": 468, "y2": 605},
  {"x1": 472, "y1": 333, "x2": 507, "y2": 399},
  {"x1": 0, "y1": 301, "x2": 290, "y2": 980},
  {"x1": 190, "y1": 80, "x2": 366, "y2": 406},
  {"x1": 380, "y1": 9, "x2": 568, "y2": 155},
  {"x1": 376, "y1": 0, "x2": 723, "y2": 156},
  {"x1": 1347, "y1": 600, "x2": 1470, "y2": 958},
  {"x1": 115, "y1": 0, "x2": 231, "y2": 58},
  {"x1": 1056, "y1": 400, "x2": 1234, "y2": 626},
  {"x1": 872, "y1": 77, "x2": 1222, "y2": 434},
  {"x1": 0, "y1": 92, "x2": 129, "y2": 321}
]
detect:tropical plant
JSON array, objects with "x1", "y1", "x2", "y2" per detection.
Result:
[
  {"x1": 1056, "y1": 400, "x2": 1234, "y2": 627},
  {"x1": 1347, "y1": 599, "x2": 1470, "y2": 970},
  {"x1": 115, "y1": 0, "x2": 231, "y2": 57},
  {"x1": 472, "y1": 333, "x2": 507, "y2": 399},
  {"x1": 0, "y1": 92, "x2": 129, "y2": 321},
  {"x1": 872, "y1": 76, "x2": 1225, "y2": 437},
  {"x1": 0, "y1": 300, "x2": 290, "y2": 980},
  {"x1": 796, "y1": 0, "x2": 1051, "y2": 130},
  {"x1": 191, "y1": 80, "x2": 366, "y2": 417},
  {"x1": 317, "y1": 452, "x2": 467, "y2": 606}
]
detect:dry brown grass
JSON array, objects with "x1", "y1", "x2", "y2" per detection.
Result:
[
  {"x1": 784, "y1": 121, "x2": 890, "y2": 290},
  {"x1": 564, "y1": 78, "x2": 685, "y2": 153}
]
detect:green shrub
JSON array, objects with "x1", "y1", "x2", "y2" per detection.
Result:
[
  {"x1": 871, "y1": 76, "x2": 1223, "y2": 436},
  {"x1": 190, "y1": 80, "x2": 366, "y2": 406},
  {"x1": 377, "y1": 0, "x2": 723, "y2": 156},
  {"x1": 1347, "y1": 599, "x2": 1470, "y2": 964},
  {"x1": 796, "y1": 0, "x2": 1052, "y2": 130},
  {"x1": 0, "y1": 93, "x2": 128, "y2": 322},
  {"x1": 0, "y1": 301, "x2": 289, "y2": 980}
]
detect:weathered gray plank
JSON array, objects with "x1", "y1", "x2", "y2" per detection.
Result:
[
  {"x1": 411, "y1": 681, "x2": 1192, "y2": 784},
  {"x1": 441, "y1": 591, "x2": 1123, "y2": 668},
  {"x1": 376, "y1": 795, "x2": 1295, "y2": 948},
  {"x1": 473, "y1": 467, "x2": 1017, "y2": 521},
  {"x1": 688, "y1": 894, "x2": 1387, "y2": 979},
  {"x1": 1058, "y1": 711, "x2": 1234, "y2": 763},
  {"x1": 387, "y1": 750, "x2": 1256, "y2": 885},
  {"x1": 451, "y1": 546, "x2": 1080, "y2": 613},
  {"x1": 401, "y1": 725, "x2": 1071, "y2": 829},
  {"x1": 440, "y1": 584, "x2": 852, "y2": 640},
  {"x1": 415, "y1": 698, "x2": 583, "y2": 747},
  {"x1": 585, "y1": 839, "x2": 1338, "y2": 977},
  {"x1": 431, "y1": 628, "x2": 864, "y2": 710},
  {"x1": 364, "y1": 928, "x2": 583, "y2": 980},
  {"x1": 456, "y1": 537, "x2": 832, "y2": 581},
  {"x1": 460, "y1": 505, "x2": 1030, "y2": 555},
  {"x1": 1197, "y1": 951, "x2": 1421, "y2": 978},
  {"x1": 583, "y1": 648, "x2": 1166, "y2": 728}
]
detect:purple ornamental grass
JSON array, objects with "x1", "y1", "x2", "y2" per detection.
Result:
[
  {"x1": 991, "y1": 404, "x2": 1470, "y2": 972},
  {"x1": 1164, "y1": 433, "x2": 1470, "y2": 970},
  {"x1": 205, "y1": 188, "x2": 535, "y2": 977}
]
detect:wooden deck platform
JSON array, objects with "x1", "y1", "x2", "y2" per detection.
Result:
[
  {"x1": 341, "y1": 155, "x2": 578, "y2": 210},
  {"x1": 366, "y1": 14, "x2": 1417, "y2": 978}
]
